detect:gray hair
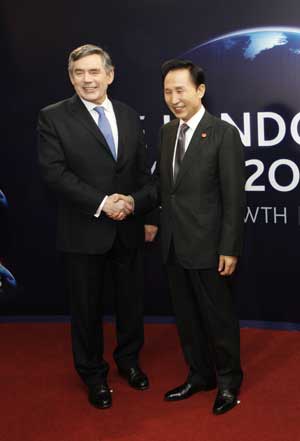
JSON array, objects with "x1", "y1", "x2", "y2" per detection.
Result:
[{"x1": 68, "y1": 44, "x2": 114, "y2": 73}]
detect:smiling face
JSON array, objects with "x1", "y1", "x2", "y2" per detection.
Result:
[
  {"x1": 164, "y1": 68, "x2": 205, "y2": 121},
  {"x1": 69, "y1": 53, "x2": 114, "y2": 104}
]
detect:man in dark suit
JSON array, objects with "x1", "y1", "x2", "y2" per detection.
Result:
[
  {"x1": 157, "y1": 59, "x2": 245, "y2": 415},
  {"x1": 38, "y1": 44, "x2": 157, "y2": 409}
]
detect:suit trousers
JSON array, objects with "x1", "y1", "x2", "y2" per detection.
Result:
[
  {"x1": 64, "y1": 236, "x2": 144, "y2": 386},
  {"x1": 167, "y1": 244, "x2": 243, "y2": 390}
]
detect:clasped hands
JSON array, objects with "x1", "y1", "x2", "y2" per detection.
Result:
[{"x1": 103, "y1": 193, "x2": 134, "y2": 221}]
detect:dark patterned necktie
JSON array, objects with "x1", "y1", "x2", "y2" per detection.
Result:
[
  {"x1": 174, "y1": 123, "x2": 189, "y2": 182},
  {"x1": 94, "y1": 106, "x2": 117, "y2": 160}
]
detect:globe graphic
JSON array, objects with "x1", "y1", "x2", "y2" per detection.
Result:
[
  {"x1": 181, "y1": 27, "x2": 300, "y2": 116},
  {"x1": 0, "y1": 189, "x2": 8, "y2": 207}
]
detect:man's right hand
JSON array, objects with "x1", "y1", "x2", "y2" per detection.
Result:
[{"x1": 102, "y1": 194, "x2": 134, "y2": 220}]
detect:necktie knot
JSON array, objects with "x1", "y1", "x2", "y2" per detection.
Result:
[
  {"x1": 94, "y1": 106, "x2": 105, "y2": 116},
  {"x1": 180, "y1": 123, "x2": 189, "y2": 134}
]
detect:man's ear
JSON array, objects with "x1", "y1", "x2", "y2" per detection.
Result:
[
  {"x1": 69, "y1": 70, "x2": 75, "y2": 86},
  {"x1": 107, "y1": 68, "x2": 115, "y2": 85},
  {"x1": 197, "y1": 83, "x2": 206, "y2": 99}
]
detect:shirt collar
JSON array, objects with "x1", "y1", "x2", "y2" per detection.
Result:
[
  {"x1": 80, "y1": 96, "x2": 113, "y2": 113},
  {"x1": 179, "y1": 105, "x2": 205, "y2": 131}
]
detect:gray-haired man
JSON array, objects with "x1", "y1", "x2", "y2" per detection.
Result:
[{"x1": 38, "y1": 44, "x2": 157, "y2": 408}]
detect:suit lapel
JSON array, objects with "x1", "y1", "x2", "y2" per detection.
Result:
[
  {"x1": 173, "y1": 111, "x2": 213, "y2": 189},
  {"x1": 111, "y1": 100, "x2": 126, "y2": 165},
  {"x1": 68, "y1": 95, "x2": 115, "y2": 159}
]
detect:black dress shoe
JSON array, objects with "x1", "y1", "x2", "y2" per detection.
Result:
[
  {"x1": 164, "y1": 381, "x2": 217, "y2": 401},
  {"x1": 88, "y1": 383, "x2": 112, "y2": 409},
  {"x1": 118, "y1": 366, "x2": 149, "y2": 390},
  {"x1": 213, "y1": 388, "x2": 239, "y2": 415}
]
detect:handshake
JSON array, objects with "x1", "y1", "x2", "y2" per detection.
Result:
[{"x1": 103, "y1": 193, "x2": 134, "y2": 221}]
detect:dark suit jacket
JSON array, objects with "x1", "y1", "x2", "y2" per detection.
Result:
[
  {"x1": 38, "y1": 95, "x2": 155, "y2": 254},
  {"x1": 157, "y1": 110, "x2": 246, "y2": 269}
]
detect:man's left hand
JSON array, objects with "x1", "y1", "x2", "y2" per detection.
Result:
[
  {"x1": 144, "y1": 225, "x2": 158, "y2": 242},
  {"x1": 218, "y1": 255, "x2": 238, "y2": 276}
]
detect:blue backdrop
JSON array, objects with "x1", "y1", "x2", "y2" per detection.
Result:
[{"x1": 1, "y1": 0, "x2": 300, "y2": 322}]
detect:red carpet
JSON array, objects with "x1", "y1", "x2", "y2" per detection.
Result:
[{"x1": 1, "y1": 323, "x2": 300, "y2": 441}]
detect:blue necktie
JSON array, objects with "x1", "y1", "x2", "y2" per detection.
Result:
[{"x1": 94, "y1": 106, "x2": 117, "y2": 160}]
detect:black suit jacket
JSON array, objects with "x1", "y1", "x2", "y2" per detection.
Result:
[
  {"x1": 158, "y1": 110, "x2": 246, "y2": 269},
  {"x1": 38, "y1": 95, "x2": 154, "y2": 254}
]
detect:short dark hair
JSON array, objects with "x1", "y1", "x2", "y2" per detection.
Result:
[{"x1": 161, "y1": 59, "x2": 205, "y2": 87}]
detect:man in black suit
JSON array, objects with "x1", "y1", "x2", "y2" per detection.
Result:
[
  {"x1": 157, "y1": 59, "x2": 245, "y2": 414},
  {"x1": 38, "y1": 44, "x2": 157, "y2": 409}
]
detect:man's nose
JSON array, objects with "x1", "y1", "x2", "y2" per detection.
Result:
[
  {"x1": 170, "y1": 93, "x2": 179, "y2": 104},
  {"x1": 83, "y1": 72, "x2": 92, "y2": 82}
]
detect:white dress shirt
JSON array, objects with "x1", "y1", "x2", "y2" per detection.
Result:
[
  {"x1": 80, "y1": 96, "x2": 118, "y2": 217},
  {"x1": 81, "y1": 96, "x2": 119, "y2": 154},
  {"x1": 172, "y1": 105, "x2": 205, "y2": 175}
]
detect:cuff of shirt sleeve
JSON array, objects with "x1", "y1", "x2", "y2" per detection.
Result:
[{"x1": 94, "y1": 195, "x2": 108, "y2": 218}]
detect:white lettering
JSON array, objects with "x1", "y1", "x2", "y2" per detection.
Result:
[
  {"x1": 245, "y1": 159, "x2": 265, "y2": 191},
  {"x1": 244, "y1": 206, "x2": 260, "y2": 223},
  {"x1": 221, "y1": 112, "x2": 251, "y2": 146},
  {"x1": 274, "y1": 207, "x2": 287, "y2": 224},
  {"x1": 260, "y1": 206, "x2": 273, "y2": 223},
  {"x1": 245, "y1": 206, "x2": 288, "y2": 224},
  {"x1": 257, "y1": 112, "x2": 286, "y2": 146},
  {"x1": 268, "y1": 159, "x2": 299, "y2": 192},
  {"x1": 291, "y1": 113, "x2": 300, "y2": 145}
]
